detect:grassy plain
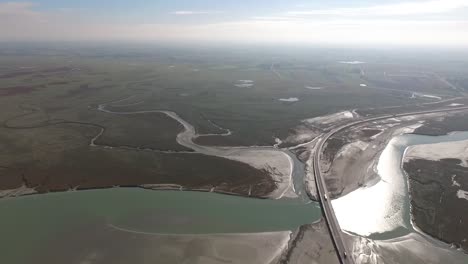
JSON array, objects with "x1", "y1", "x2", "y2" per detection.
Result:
[{"x1": 1, "y1": 44, "x2": 467, "y2": 194}]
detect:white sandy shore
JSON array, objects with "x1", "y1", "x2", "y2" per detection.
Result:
[
  {"x1": 283, "y1": 110, "x2": 357, "y2": 151},
  {"x1": 339, "y1": 61, "x2": 366, "y2": 64},
  {"x1": 332, "y1": 123, "x2": 424, "y2": 236},
  {"x1": 278, "y1": 97, "x2": 299, "y2": 102},
  {"x1": 349, "y1": 232, "x2": 468, "y2": 264},
  {"x1": 456, "y1": 190, "x2": 468, "y2": 201},
  {"x1": 411, "y1": 93, "x2": 442, "y2": 100},
  {"x1": 105, "y1": 224, "x2": 292, "y2": 264},
  {"x1": 335, "y1": 141, "x2": 369, "y2": 159},
  {"x1": 405, "y1": 138, "x2": 468, "y2": 167},
  {"x1": 0, "y1": 185, "x2": 36, "y2": 198},
  {"x1": 235, "y1": 80, "x2": 254, "y2": 88},
  {"x1": 235, "y1": 83, "x2": 254, "y2": 88},
  {"x1": 305, "y1": 86, "x2": 323, "y2": 90},
  {"x1": 303, "y1": 110, "x2": 354, "y2": 126}
]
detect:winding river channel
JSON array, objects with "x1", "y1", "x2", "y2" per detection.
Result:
[{"x1": 97, "y1": 97, "x2": 308, "y2": 200}]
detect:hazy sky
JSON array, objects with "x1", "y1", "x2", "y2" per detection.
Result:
[{"x1": 1, "y1": 0, "x2": 468, "y2": 46}]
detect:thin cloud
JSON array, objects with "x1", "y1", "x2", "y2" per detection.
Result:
[
  {"x1": 171, "y1": 10, "x2": 221, "y2": 15},
  {"x1": 0, "y1": 1, "x2": 46, "y2": 24},
  {"x1": 251, "y1": 16, "x2": 301, "y2": 21},
  {"x1": 0, "y1": 1, "x2": 38, "y2": 15},
  {"x1": 0, "y1": 1, "x2": 467, "y2": 47},
  {"x1": 287, "y1": 0, "x2": 468, "y2": 16}
]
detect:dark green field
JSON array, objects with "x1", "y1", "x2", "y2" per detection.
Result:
[{"x1": 404, "y1": 158, "x2": 468, "y2": 251}]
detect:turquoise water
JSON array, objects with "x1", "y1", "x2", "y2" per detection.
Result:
[{"x1": 0, "y1": 188, "x2": 321, "y2": 263}]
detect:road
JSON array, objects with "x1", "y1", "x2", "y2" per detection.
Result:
[{"x1": 313, "y1": 105, "x2": 468, "y2": 264}]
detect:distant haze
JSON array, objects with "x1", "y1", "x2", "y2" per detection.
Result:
[{"x1": 1, "y1": 0, "x2": 468, "y2": 47}]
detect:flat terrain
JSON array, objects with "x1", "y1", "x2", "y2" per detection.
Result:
[
  {"x1": 413, "y1": 112, "x2": 468, "y2": 136},
  {"x1": 2, "y1": 44, "x2": 468, "y2": 263},
  {"x1": 403, "y1": 135, "x2": 468, "y2": 251},
  {"x1": 0, "y1": 189, "x2": 322, "y2": 264},
  {"x1": 2, "y1": 45, "x2": 461, "y2": 197},
  {"x1": 404, "y1": 158, "x2": 468, "y2": 250}
]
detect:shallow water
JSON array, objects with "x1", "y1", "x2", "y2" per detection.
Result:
[
  {"x1": 0, "y1": 188, "x2": 321, "y2": 263},
  {"x1": 333, "y1": 132, "x2": 468, "y2": 238}
]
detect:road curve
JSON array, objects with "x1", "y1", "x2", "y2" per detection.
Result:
[{"x1": 313, "y1": 106, "x2": 468, "y2": 264}]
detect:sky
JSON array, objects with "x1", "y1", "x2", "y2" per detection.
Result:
[{"x1": 1, "y1": 0, "x2": 468, "y2": 47}]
